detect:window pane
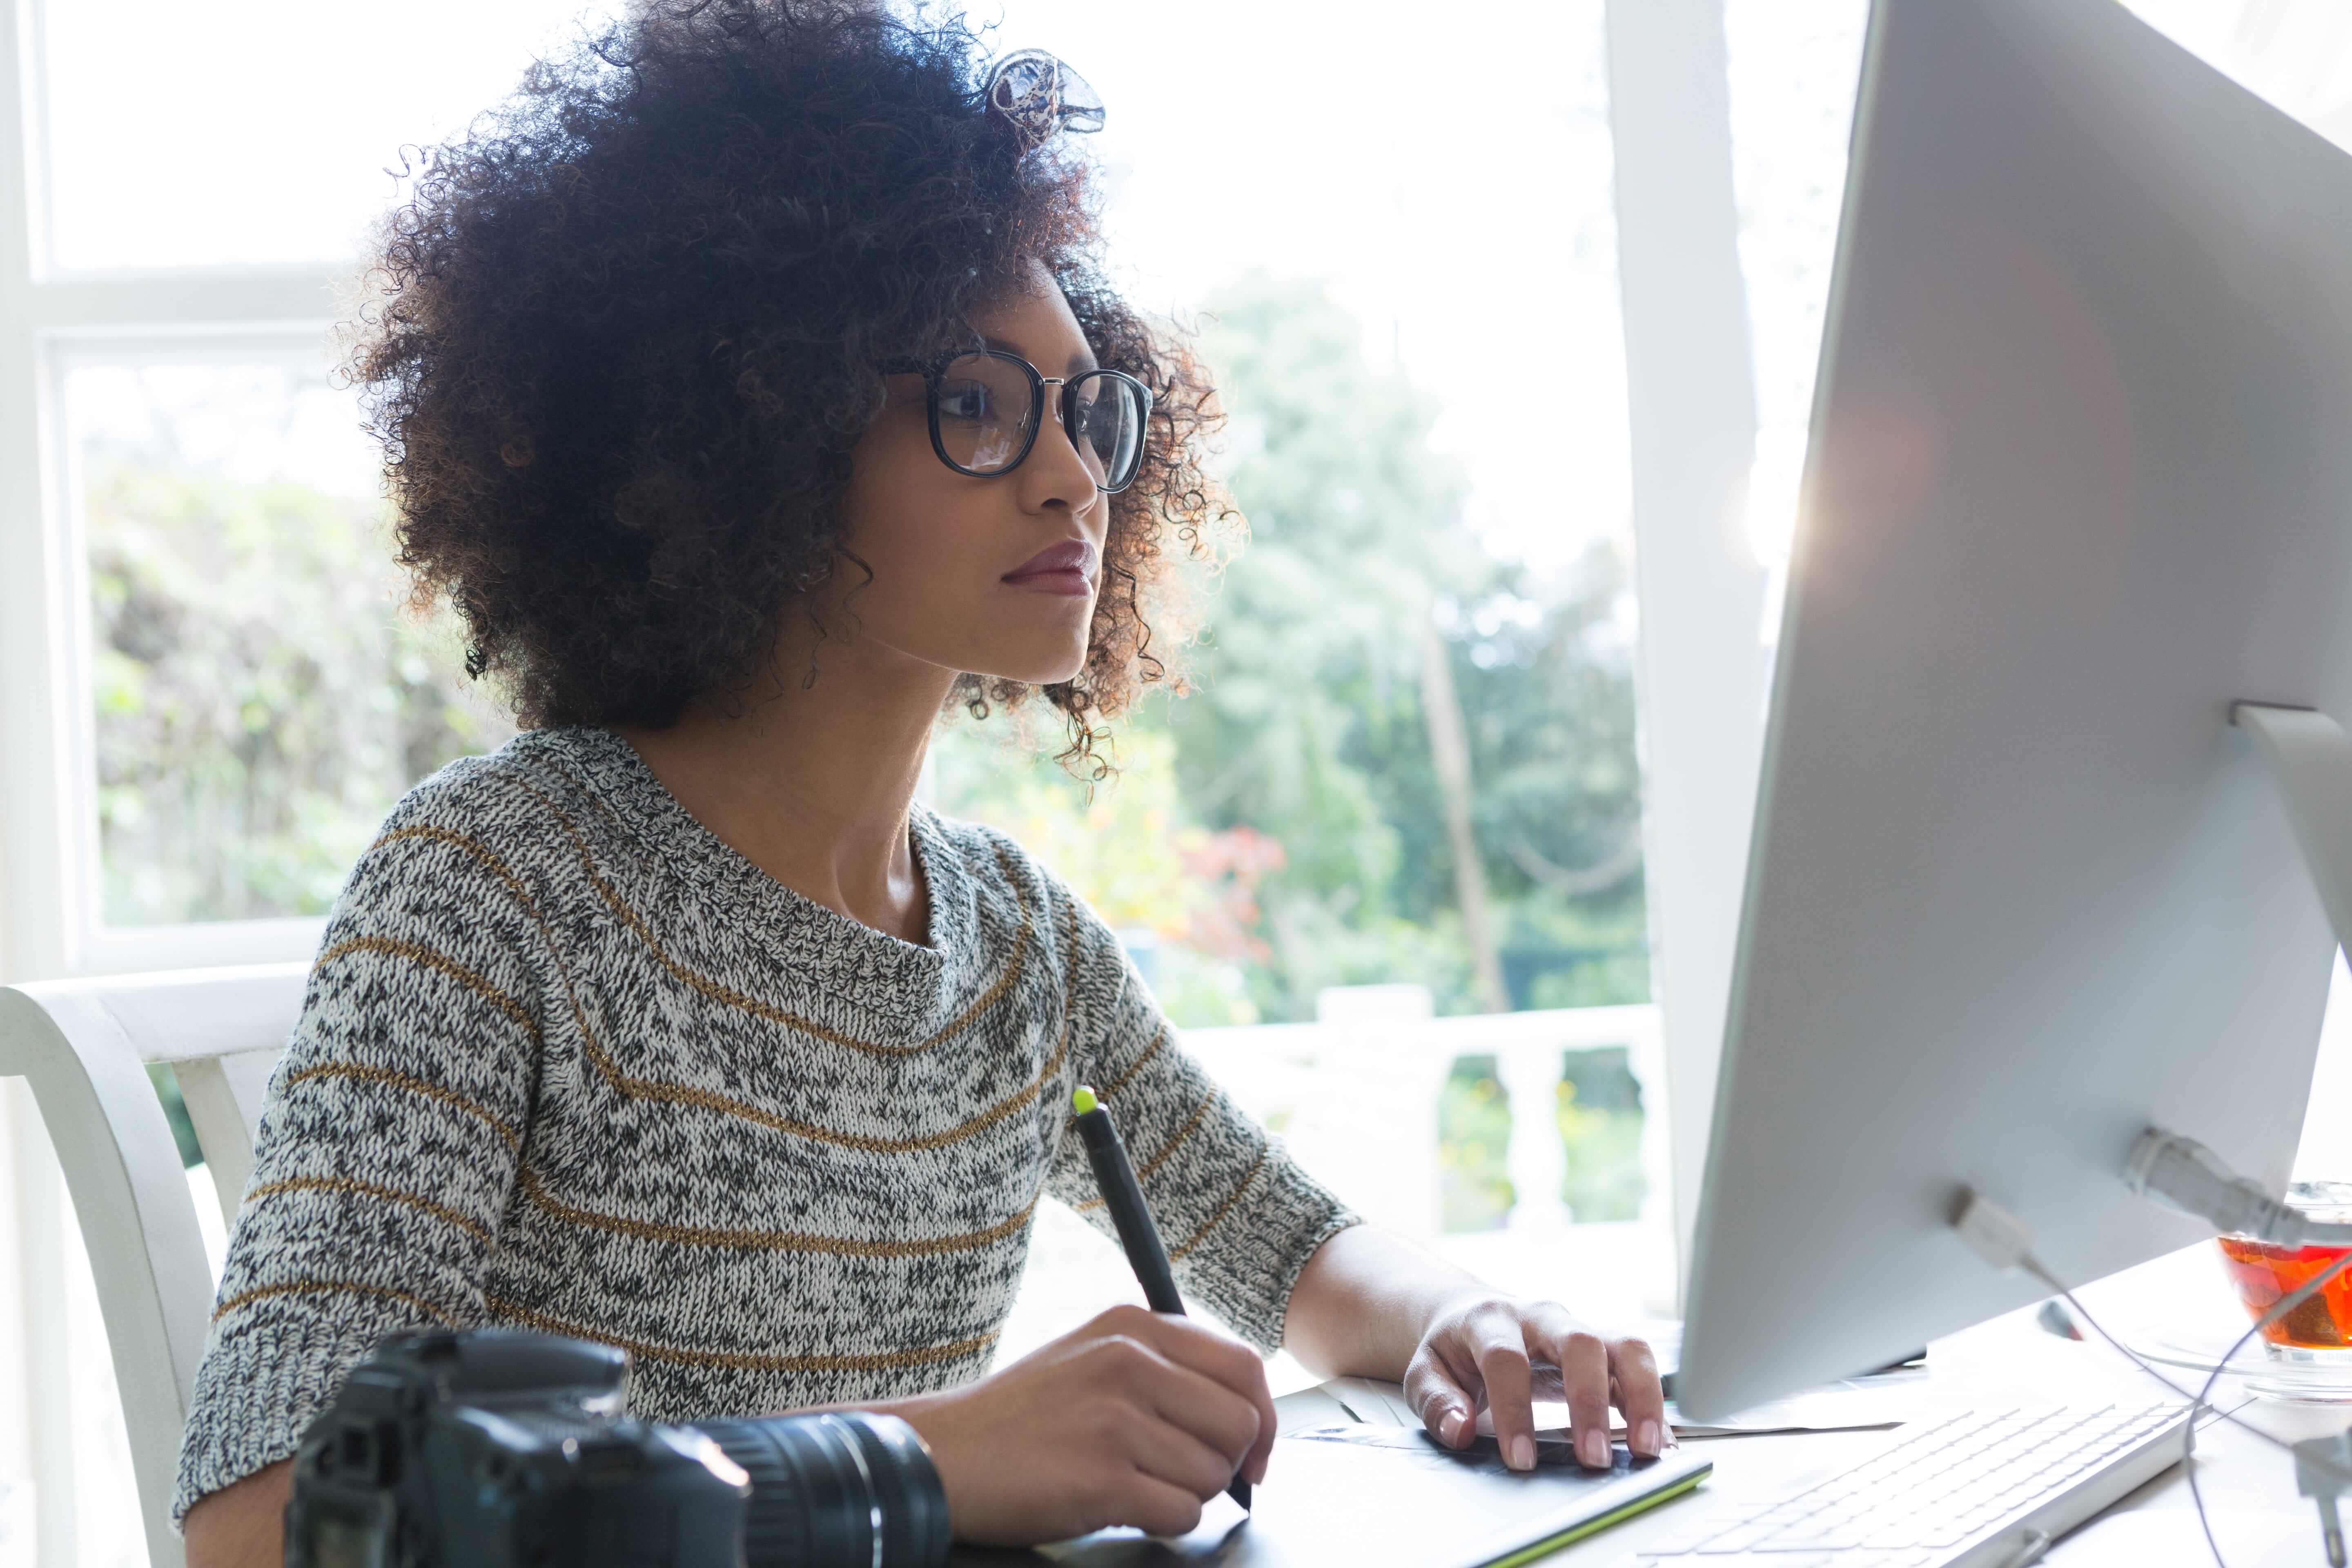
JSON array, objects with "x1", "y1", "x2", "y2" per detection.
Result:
[
  {"x1": 937, "y1": 0, "x2": 1642, "y2": 1030},
  {"x1": 37, "y1": 0, "x2": 628, "y2": 270},
  {"x1": 71, "y1": 361, "x2": 512, "y2": 925},
  {"x1": 1723, "y1": 0, "x2": 1869, "y2": 628},
  {"x1": 929, "y1": 0, "x2": 1668, "y2": 1356}
]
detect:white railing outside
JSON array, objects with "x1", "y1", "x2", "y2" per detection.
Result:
[
  {"x1": 1180, "y1": 998, "x2": 1672, "y2": 1243},
  {"x1": 18, "y1": 996, "x2": 1674, "y2": 1568},
  {"x1": 998, "y1": 996, "x2": 1677, "y2": 1372}
]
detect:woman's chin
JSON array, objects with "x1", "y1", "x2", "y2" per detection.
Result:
[{"x1": 962, "y1": 647, "x2": 1089, "y2": 688}]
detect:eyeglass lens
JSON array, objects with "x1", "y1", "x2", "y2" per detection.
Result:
[{"x1": 934, "y1": 352, "x2": 1144, "y2": 489}]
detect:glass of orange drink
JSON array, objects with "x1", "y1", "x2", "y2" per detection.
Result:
[{"x1": 2217, "y1": 1181, "x2": 2352, "y2": 1401}]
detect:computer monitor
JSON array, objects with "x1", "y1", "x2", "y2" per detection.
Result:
[{"x1": 1675, "y1": 0, "x2": 2352, "y2": 1422}]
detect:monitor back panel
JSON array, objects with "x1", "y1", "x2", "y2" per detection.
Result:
[{"x1": 1678, "y1": 0, "x2": 2352, "y2": 1421}]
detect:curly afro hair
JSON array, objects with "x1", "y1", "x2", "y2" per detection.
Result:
[{"x1": 343, "y1": 0, "x2": 1231, "y2": 769}]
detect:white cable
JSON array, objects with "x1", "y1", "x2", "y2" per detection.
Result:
[
  {"x1": 1953, "y1": 1185, "x2": 2352, "y2": 1568},
  {"x1": 2020, "y1": 1247, "x2": 2352, "y2": 1568},
  {"x1": 2127, "y1": 1130, "x2": 2352, "y2": 1248}
]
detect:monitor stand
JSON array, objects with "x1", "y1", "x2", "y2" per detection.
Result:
[
  {"x1": 2122, "y1": 704, "x2": 2352, "y2": 1246},
  {"x1": 2231, "y1": 703, "x2": 2352, "y2": 964}
]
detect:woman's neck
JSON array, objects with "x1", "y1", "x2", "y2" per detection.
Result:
[{"x1": 610, "y1": 626, "x2": 958, "y2": 946}]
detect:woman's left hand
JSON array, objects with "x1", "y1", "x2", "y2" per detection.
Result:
[{"x1": 1403, "y1": 1293, "x2": 1667, "y2": 1472}]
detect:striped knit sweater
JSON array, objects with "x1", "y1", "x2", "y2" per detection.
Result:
[{"x1": 172, "y1": 724, "x2": 1359, "y2": 1525}]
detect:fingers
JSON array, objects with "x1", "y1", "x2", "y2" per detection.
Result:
[
  {"x1": 1082, "y1": 1308, "x2": 1267, "y2": 1487},
  {"x1": 1101, "y1": 1391, "x2": 1250, "y2": 1503},
  {"x1": 1522, "y1": 1306, "x2": 1664, "y2": 1466},
  {"x1": 1608, "y1": 1335, "x2": 1669, "y2": 1459},
  {"x1": 1408, "y1": 1302, "x2": 1542, "y2": 1470},
  {"x1": 1112, "y1": 1472, "x2": 1210, "y2": 1541},
  {"x1": 1099, "y1": 1306, "x2": 1277, "y2": 1485},
  {"x1": 1472, "y1": 1316, "x2": 1539, "y2": 1472},
  {"x1": 1530, "y1": 1314, "x2": 1613, "y2": 1470},
  {"x1": 1411, "y1": 1298, "x2": 1665, "y2": 1476},
  {"x1": 1405, "y1": 1343, "x2": 1478, "y2": 1450}
]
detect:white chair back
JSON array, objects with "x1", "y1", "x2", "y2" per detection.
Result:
[{"x1": 0, "y1": 962, "x2": 304, "y2": 1568}]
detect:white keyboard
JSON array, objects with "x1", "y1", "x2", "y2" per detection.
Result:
[{"x1": 1638, "y1": 1403, "x2": 2191, "y2": 1568}]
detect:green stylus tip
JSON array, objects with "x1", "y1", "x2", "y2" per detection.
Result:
[{"x1": 1073, "y1": 1085, "x2": 1099, "y2": 1115}]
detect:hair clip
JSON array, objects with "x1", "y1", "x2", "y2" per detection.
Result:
[{"x1": 982, "y1": 48, "x2": 1105, "y2": 151}]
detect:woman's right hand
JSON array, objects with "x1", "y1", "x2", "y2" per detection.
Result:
[{"x1": 887, "y1": 1304, "x2": 1276, "y2": 1546}]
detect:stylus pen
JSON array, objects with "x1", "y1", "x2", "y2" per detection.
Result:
[{"x1": 1071, "y1": 1084, "x2": 1252, "y2": 1512}]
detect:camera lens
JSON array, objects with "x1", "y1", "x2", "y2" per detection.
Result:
[
  {"x1": 843, "y1": 1414, "x2": 953, "y2": 1568},
  {"x1": 695, "y1": 1411, "x2": 949, "y2": 1568}
]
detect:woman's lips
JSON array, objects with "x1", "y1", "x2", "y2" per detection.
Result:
[{"x1": 1002, "y1": 539, "x2": 1098, "y2": 596}]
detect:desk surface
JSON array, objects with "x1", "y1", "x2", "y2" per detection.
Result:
[
  {"x1": 955, "y1": 1242, "x2": 2335, "y2": 1566},
  {"x1": 1568, "y1": 1241, "x2": 2335, "y2": 1567}
]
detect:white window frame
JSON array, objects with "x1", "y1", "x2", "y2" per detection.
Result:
[
  {"x1": 1, "y1": 0, "x2": 346, "y2": 986},
  {"x1": 0, "y1": 1, "x2": 1755, "y2": 1559},
  {"x1": 1602, "y1": 0, "x2": 1769, "y2": 1302},
  {"x1": 0, "y1": 0, "x2": 1766, "y2": 1064},
  {"x1": 2, "y1": 17, "x2": 353, "y2": 1538}
]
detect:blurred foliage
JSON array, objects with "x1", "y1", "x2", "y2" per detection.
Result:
[
  {"x1": 1438, "y1": 1056, "x2": 1515, "y2": 1233},
  {"x1": 85, "y1": 451, "x2": 512, "y2": 925},
  {"x1": 931, "y1": 725, "x2": 1281, "y2": 1026},
  {"x1": 1435, "y1": 1047, "x2": 1650, "y2": 1234},
  {"x1": 147, "y1": 1063, "x2": 204, "y2": 1169},
  {"x1": 938, "y1": 274, "x2": 1656, "y2": 1232},
  {"x1": 940, "y1": 272, "x2": 1650, "y2": 1026},
  {"x1": 1558, "y1": 1047, "x2": 1647, "y2": 1223},
  {"x1": 88, "y1": 279, "x2": 1653, "y2": 1226}
]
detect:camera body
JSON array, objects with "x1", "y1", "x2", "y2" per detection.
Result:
[
  {"x1": 285, "y1": 1330, "x2": 747, "y2": 1567},
  {"x1": 285, "y1": 1328, "x2": 949, "y2": 1568}
]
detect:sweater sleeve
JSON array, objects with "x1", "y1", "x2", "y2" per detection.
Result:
[
  {"x1": 171, "y1": 788, "x2": 547, "y2": 1528},
  {"x1": 1041, "y1": 883, "x2": 1361, "y2": 1354}
]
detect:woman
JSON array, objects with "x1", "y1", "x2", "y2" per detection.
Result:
[{"x1": 176, "y1": 3, "x2": 1664, "y2": 1560}]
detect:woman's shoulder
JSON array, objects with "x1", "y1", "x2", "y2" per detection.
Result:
[
  {"x1": 339, "y1": 727, "x2": 622, "y2": 909},
  {"x1": 384, "y1": 726, "x2": 606, "y2": 829},
  {"x1": 917, "y1": 804, "x2": 1056, "y2": 901},
  {"x1": 913, "y1": 804, "x2": 1118, "y2": 956}
]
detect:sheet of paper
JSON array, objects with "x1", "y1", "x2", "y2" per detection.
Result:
[
  {"x1": 1652, "y1": 1374, "x2": 1940, "y2": 1439},
  {"x1": 1317, "y1": 1371, "x2": 1936, "y2": 1442},
  {"x1": 1320, "y1": 1375, "x2": 1420, "y2": 1428},
  {"x1": 1020, "y1": 1431, "x2": 1713, "y2": 1568},
  {"x1": 1269, "y1": 1383, "x2": 1357, "y2": 1436}
]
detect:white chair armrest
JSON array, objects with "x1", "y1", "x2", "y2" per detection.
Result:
[{"x1": 0, "y1": 984, "x2": 212, "y2": 1568}]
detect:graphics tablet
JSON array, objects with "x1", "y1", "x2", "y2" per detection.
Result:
[{"x1": 951, "y1": 1427, "x2": 1711, "y2": 1568}]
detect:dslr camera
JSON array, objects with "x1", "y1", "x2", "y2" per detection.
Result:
[{"x1": 284, "y1": 1327, "x2": 951, "y2": 1568}]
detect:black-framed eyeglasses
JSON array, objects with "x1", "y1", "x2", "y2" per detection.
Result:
[{"x1": 882, "y1": 349, "x2": 1154, "y2": 494}]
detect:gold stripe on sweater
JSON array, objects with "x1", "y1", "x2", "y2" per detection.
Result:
[
  {"x1": 315, "y1": 935, "x2": 537, "y2": 1036},
  {"x1": 1061, "y1": 1022, "x2": 1171, "y2": 1140},
  {"x1": 1098, "y1": 1022, "x2": 1169, "y2": 1104},
  {"x1": 365, "y1": 813, "x2": 1059, "y2": 1153},
  {"x1": 379, "y1": 823, "x2": 551, "y2": 927},
  {"x1": 212, "y1": 1277, "x2": 459, "y2": 1326},
  {"x1": 245, "y1": 1176, "x2": 493, "y2": 1244},
  {"x1": 1051, "y1": 884, "x2": 1081, "y2": 1093},
  {"x1": 514, "y1": 1167, "x2": 1040, "y2": 1255},
  {"x1": 293, "y1": 1011, "x2": 1062, "y2": 1161},
  {"x1": 241, "y1": 1131, "x2": 1042, "y2": 1258},
  {"x1": 1072, "y1": 1090, "x2": 1214, "y2": 1213},
  {"x1": 486, "y1": 1295, "x2": 998, "y2": 1374},
  {"x1": 573, "y1": 1013, "x2": 1069, "y2": 1154},
  {"x1": 285, "y1": 1063, "x2": 522, "y2": 1152},
  {"x1": 511, "y1": 779, "x2": 1035, "y2": 1058},
  {"x1": 1168, "y1": 1139, "x2": 1272, "y2": 1263}
]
